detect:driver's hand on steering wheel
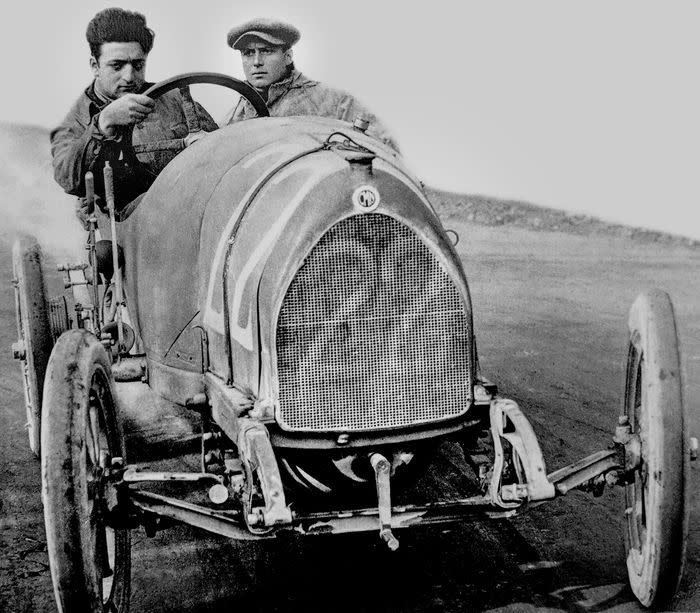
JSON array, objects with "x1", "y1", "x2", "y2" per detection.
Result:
[{"x1": 98, "y1": 94, "x2": 155, "y2": 138}]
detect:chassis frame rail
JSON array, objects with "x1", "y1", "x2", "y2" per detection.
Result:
[{"x1": 129, "y1": 489, "x2": 519, "y2": 541}]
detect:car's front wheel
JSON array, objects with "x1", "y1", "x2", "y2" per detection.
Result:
[
  {"x1": 622, "y1": 289, "x2": 688, "y2": 608},
  {"x1": 42, "y1": 330, "x2": 131, "y2": 612}
]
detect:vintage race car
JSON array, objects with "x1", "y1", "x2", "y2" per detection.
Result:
[{"x1": 11, "y1": 73, "x2": 695, "y2": 612}]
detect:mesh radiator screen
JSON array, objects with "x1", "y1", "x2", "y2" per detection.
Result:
[{"x1": 276, "y1": 214, "x2": 471, "y2": 431}]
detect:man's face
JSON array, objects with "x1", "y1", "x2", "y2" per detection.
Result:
[
  {"x1": 90, "y1": 42, "x2": 147, "y2": 100},
  {"x1": 240, "y1": 40, "x2": 292, "y2": 91}
]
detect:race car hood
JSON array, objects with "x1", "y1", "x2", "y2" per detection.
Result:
[{"x1": 117, "y1": 117, "x2": 472, "y2": 403}]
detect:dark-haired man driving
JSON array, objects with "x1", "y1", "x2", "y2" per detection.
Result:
[{"x1": 51, "y1": 7, "x2": 217, "y2": 217}]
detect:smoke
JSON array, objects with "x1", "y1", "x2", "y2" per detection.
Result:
[{"x1": 0, "y1": 122, "x2": 84, "y2": 261}]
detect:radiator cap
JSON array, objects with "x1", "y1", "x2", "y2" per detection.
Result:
[{"x1": 352, "y1": 185, "x2": 380, "y2": 212}]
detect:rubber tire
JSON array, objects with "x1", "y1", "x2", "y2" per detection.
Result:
[
  {"x1": 42, "y1": 330, "x2": 131, "y2": 612},
  {"x1": 623, "y1": 289, "x2": 688, "y2": 608},
  {"x1": 12, "y1": 235, "x2": 52, "y2": 457}
]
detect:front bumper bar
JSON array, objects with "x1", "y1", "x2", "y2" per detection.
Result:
[{"x1": 117, "y1": 396, "x2": 634, "y2": 544}]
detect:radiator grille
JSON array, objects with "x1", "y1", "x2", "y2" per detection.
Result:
[{"x1": 276, "y1": 213, "x2": 471, "y2": 431}]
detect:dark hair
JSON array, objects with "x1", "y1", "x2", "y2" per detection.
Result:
[{"x1": 86, "y1": 8, "x2": 155, "y2": 60}]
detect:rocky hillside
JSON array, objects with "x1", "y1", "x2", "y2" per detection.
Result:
[{"x1": 427, "y1": 188, "x2": 699, "y2": 248}]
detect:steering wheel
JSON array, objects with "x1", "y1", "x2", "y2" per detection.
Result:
[
  {"x1": 143, "y1": 71, "x2": 268, "y2": 117},
  {"x1": 101, "y1": 72, "x2": 268, "y2": 210},
  {"x1": 131, "y1": 72, "x2": 270, "y2": 153}
]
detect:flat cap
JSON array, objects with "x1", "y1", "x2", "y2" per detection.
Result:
[{"x1": 227, "y1": 18, "x2": 301, "y2": 50}]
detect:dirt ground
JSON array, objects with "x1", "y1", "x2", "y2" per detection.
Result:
[{"x1": 2, "y1": 211, "x2": 698, "y2": 612}]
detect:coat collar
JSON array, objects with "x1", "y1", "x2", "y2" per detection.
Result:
[{"x1": 259, "y1": 70, "x2": 317, "y2": 106}]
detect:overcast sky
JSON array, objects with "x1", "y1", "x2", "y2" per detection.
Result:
[{"x1": 2, "y1": 0, "x2": 698, "y2": 239}]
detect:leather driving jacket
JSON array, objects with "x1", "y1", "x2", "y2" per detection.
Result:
[{"x1": 51, "y1": 81, "x2": 218, "y2": 210}]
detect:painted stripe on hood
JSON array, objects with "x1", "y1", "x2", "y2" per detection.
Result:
[
  {"x1": 228, "y1": 157, "x2": 341, "y2": 350},
  {"x1": 204, "y1": 154, "x2": 340, "y2": 349},
  {"x1": 203, "y1": 142, "x2": 314, "y2": 334}
]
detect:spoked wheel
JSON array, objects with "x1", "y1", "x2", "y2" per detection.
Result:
[
  {"x1": 42, "y1": 330, "x2": 131, "y2": 612},
  {"x1": 623, "y1": 290, "x2": 688, "y2": 608},
  {"x1": 12, "y1": 235, "x2": 52, "y2": 457}
]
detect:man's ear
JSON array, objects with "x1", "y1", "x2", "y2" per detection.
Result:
[
  {"x1": 90, "y1": 56, "x2": 99, "y2": 77},
  {"x1": 284, "y1": 48, "x2": 293, "y2": 67}
]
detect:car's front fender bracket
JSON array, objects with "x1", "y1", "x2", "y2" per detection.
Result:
[{"x1": 489, "y1": 397, "x2": 556, "y2": 506}]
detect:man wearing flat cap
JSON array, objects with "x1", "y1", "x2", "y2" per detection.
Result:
[{"x1": 224, "y1": 18, "x2": 398, "y2": 150}]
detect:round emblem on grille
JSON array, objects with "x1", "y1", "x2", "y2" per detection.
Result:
[{"x1": 352, "y1": 185, "x2": 380, "y2": 212}]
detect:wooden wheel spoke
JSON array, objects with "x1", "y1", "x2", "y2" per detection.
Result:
[
  {"x1": 95, "y1": 522, "x2": 113, "y2": 579},
  {"x1": 87, "y1": 402, "x2": 101, "y2": 467}
]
